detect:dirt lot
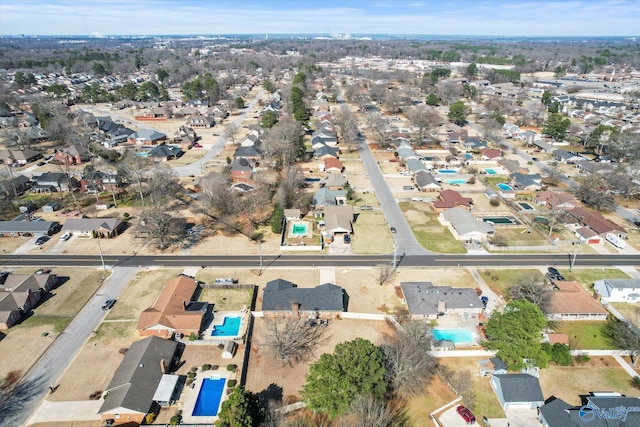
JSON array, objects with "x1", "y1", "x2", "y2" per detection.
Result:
[
  {"x1": 244, "y1": 317, "x2": 395, "y2": 400},
  {"x1": 0, "y1": 268, "x2": 108, "y2": 381}
]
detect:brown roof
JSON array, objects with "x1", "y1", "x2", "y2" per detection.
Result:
[
  {"x1": 433, "y1": 190, "x2": 473, "y2": 209},
  {"x1": 137, "y1": 276, "x2": 204, "y2": 333},
  {"x1": 570, "y1": 207, "x2": 625, "y2": 236},
  {"x1": 547, "y1": 333, "x2": 570, "y2": 345},
  {"x1": 480, "y1": 148, "x2": 502, "y2": 159},
  {"x1": 324, "y1": 157, "x2": 343, "y2": 171},
  {"x1": 535, "y1": 191, "x2": 577, "y2": 208},
  {"x1": 548, "y1": 281, "x2": 608, "y2": 315}
]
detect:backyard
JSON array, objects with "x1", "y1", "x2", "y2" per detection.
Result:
[
  {"x1": 480, "y1": 268, "x2": 546, "y2": 297},
  {"x1": 550, "y1": 321, "x2": 615, "y2": 350},
  {"x1": 399, "y1": 202, "x2": 466, "y2": 254},
  {"x1": 563, "y1": 268, "x2": 631, "y2": 289}
]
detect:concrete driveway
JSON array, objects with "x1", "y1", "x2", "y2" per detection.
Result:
[{"x1": 26, "y1": 400, "x2": 102, "y2": 425}]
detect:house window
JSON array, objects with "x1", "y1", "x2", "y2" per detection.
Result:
[{"x1": 114, "y1": 414, "x2": 120, "y2": 419}]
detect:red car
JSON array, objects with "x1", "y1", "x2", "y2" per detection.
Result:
[
  {"x1": 193, "y1": 143, "x2": 203, "y2": 148},
  {"x1": 456, "y1": 405, "x2": 476, "y2": 424}
]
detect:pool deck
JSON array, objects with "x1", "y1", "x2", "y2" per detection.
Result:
[
  {"x1": 202, "y1": 310, "x2": 249, "y2": 342},
  {"x1": 181, "y1": 373, "x2": 231, "y2": 425},
  {"x1": 433, "y1": 314, "x2": 483, "y2": 348}
]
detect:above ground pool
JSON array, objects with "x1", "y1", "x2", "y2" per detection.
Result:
[
  {"x1": 432, "y1": 328, "x2": 475, "y2": 344},
  {"x1": 497, "y1": 183, "x2": 514, "y2": 191},
  {"x1": 211, "y1": 316, "x2": 241, "y2": 337},
  {"x1": 192, "y1": 378, "x2": 226, "y2": 416}
]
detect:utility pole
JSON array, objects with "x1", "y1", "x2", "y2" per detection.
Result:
[
  {"x1": 569, "y1": 241, "x2": 580, "y2": 272},
  {"x1": 258, "y1": 241, "x2": 263, "y2": 276},
  {"x1": 97, "y1": 240, "x2": 107, "y2": 272},
  {"x1": 392, "y1": 244, "x2": 398, "y2": 270}
]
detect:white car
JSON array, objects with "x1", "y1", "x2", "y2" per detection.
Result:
[
  {"x1": 59, "y1": 231, "x2": 72, "y2": 241},
  {"x1": 411, "y1": 197, "x2": 423, "y2": 202}
]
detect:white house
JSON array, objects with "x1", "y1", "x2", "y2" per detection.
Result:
[
  {"x1": 490, "y1": 373, "x2": 544, "y2": 410},
  {"x1": 593, "y1": 278, "x2": 640, "y2": 303}
]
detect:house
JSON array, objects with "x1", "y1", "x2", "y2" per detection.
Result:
[
  {"x1": 433, "y1": 190, "x2": 473, "y2": 211},
  {"x1": 137, "y1": 276, "x2": 208, "y2": 338},
  {"x1": 547, "y1": 281, "x2": 608, "y2": 321},
  {"x1": 480, "y1": 148, "x2": 502, "y2": 160},
  {"x1": 491, "y1": 373, "x2": 544, "y2": 410},
  {"x1": 553, "y1": 149, "x2": 584, "y2": 164},
  {"x1": 234, "y1": 146, "x2": 260, "y2": 160},
  {"x1": 31, "y1": 172, "x2": 75, "y2": 193},
  {"x1": 313, "y1": 188, "x2": 347, "y2": 207},
  {"x1": 229, "y1": 157, "x2": 254, "y2": 178},
  {"x1": 261, "y1": 280, "x2": 347, "y2": 317},
  {"x1": 594, "y1": 278, "x2": 640, "y2": 303},
  {"x1": 54, "y1": 144, "x2": 90, "y2": 165},
  {"x1": 323, "y1": 157, "x2": 344, "y2": 173},
  {"x1": 439, "y1": 208, "x2": 494, "y2": 241},
  {"x1": 313, "y1": 144, "x2": 339, "y2": 159},
  {"x1": 568, "y1": 207, "x2": 626, "y2": 239},
  {"x1": 186, "y1": 114, "x2": 215, "y2": 128},
  {"x1": 284, "y1": 209, "x2": 301, "y2": 221},
  {"x1": 405, "y1": 158, "x2": 428, "y2": 174},
  {"x1": 99, "y1": 336, "x2": 179, "y2": 425},
  {"x1": 0, "y1": 273, "x2": 58, "y2": 329},
  {"x1": 323, "y1": 172, "x2": 347, "y2": 190},
  {"x1": 534, "y1": 191, "x2": 578, "y2": 210},
  {"x1": 415, "y1": 171, "x2": 442, "y2": 192},
  {"x1": 498, "y1": 158, "x2": 528, "y2": 174},
  {"x1": 510, "y1": 173, "x2": 543, "y2": 191},
  {"x1": 575, "y1": 227, "x2": 604, "y2": 245},
  {"x1": 323, "y1": 205, "x2": 354, "y2": 236},
  {"x1": 0, "y1": 218, "x2": 59, "y2": 237},
  {"x1": 0, "y1": 148, "x2": 41, "y2": 165},
  {"x1": 478, "y1": 357, "x2": 508, "y2": 377},
  {"x1": 62, "y1": 218, "x2": 124, "y2": 238},
  {"x1": 147, "y1": 145, "x2": 183, "y2": 162},
  {"x1": 0, "y1": 174, "x2": 31, "y2": 196},
  {"x1": 539, "y1": 393, "x2": 640, "y2": 427},
  {"x1": 127, "y1": 129, "x2": 167, "y2": 145},
  {"x1": 398, "y1": 281, "x2": 483, "y2": 320}
]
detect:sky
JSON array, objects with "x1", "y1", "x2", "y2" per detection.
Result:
[{"x1": 0, "y1": 0, "x2": 639, "y2": 37}]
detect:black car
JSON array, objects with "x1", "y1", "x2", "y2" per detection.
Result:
[
  {"x1": 343, "y1": 234, "x2": 351, "y2": 244},
  {"x1": 35, "y1": 236, "x2": 49, "y2": 245},
  {"x1": 390, "y1": 227, "x2": 397, "y2": 233},
  {"x1": 102, "y1": 299, "x2": 116, "y2": 310}
]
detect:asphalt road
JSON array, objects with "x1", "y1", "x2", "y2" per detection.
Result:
[
  {"x1": 1, "y1": 253, "x2": 639, "y2": 269},
  {"x1": 1, "y1": 267, "x2": 139, "y2": 427}
]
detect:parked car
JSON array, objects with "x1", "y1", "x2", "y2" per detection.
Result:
[
  {"x1": 390, "y1": 227, "x2": 397, "y2": 233},
  {"x1": 403, "y1": 185, "x2": 414, "y2": 190},
  {"x1": 214, "y1": 278, "x2": 236, "y2": 285},
  {"x1": 360, "y1": 205, "x2": 373, "y2": 210},
  {"x1": 481, "y1": 296, "x2": 489, "y2": 308},
  {"x1": 411, "y1": 197, "x2": 423, "y2": 201},
  {"x1": 35, "y1": 236, "x2": 49, "y2": 245},
  {"x1": 343, "y1": 234, "x2": 351, "y2": 244},
  {"x1": 456, "y1": 405, "x2": 476, "y2": 424},
  {"x1": 59, "y1": 231, "x2": 72, "y2": 241},
  {"x1": 193, "y1": 143, "x2": 203, "y2": 148},
  {"x1": 101, "y1": 299, "x2": 116, "y2": 310},
  {"x1": 37, "y1": 161, "x2": 46, "y2": 166}
]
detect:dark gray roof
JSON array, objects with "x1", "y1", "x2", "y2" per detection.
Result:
[
  {"x1": 147, "y1": 145, "x2": 182, "y2": 158},
  {"x1": 540, "y1": 394, "x2": 640, "y2": 427},
  {"x1": 99, "y1": 336, "x2": 178, "y2": 414},
  {"x1": 0, "y1": 220, "x2": 58, "y2": 234},
  {"x1": 32, "y1": 172, "x2": 66, "y2": 184},
  {"x1": 313, "y1": 145, "x2": 339, "y2": 158},
  {"x1": 235, "y1": 146, "x2": 260, "y2": 158},
  {"x1": 490, "y1": 356, "x2": 507, "y2": 371},
  {"x1": 493, "y1": 373, "x2": 544, "y2": 403},
  {"x1": 415, "y1": 171, "x2": 440, "y2": 189},
  {"x1": 400, "y1": 282, "x2": 483, "y2": 316},
  {"x1": 510, "y1": 172, "x2": 542, "y2": 188},
  {"x1": 262, "y1": 281, "x2": 346, "y2": 312}
]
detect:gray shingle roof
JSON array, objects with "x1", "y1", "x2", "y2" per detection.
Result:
[
  {"x1": 441, "y1": 208, "x2": 494, "y2": 237},
  {"x1": 62, "y1": 218, "x2": 122, "y2": 232},
  {"x1": 493, "y1": 373, "x2": 544, "y2": 403},
  {"x1": 0, "y1": 220, "x2": 58, "y2": 234},
  {"x1": 400, "y1": 282, "x2": 483, "y2": 316},
  {"x1": 262, "y1": 281, "x2": 346, "y2": 312},
  {"x1": 99, "y1": 336, "x2": 178, "y2": 414}
]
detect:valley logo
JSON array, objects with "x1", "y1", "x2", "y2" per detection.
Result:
[{"x1": 579, "y1": 400, "x2": 640, "y2": 423}]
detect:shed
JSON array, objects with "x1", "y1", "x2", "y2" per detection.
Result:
[
  {"x1": 222, "y1": 341, "x2": 237, "y2": 359},
  {"x1": 152, "y1": 374, "x2": 180, "y2": 406},
  {"x1": 42, "y1": 201, "x2": 61, "y2": 213}
]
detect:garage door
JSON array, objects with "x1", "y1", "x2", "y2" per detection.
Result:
[
  {"x1": 587, "y1": 238, "x2": 601, "y2": 244},
  {"x1": 506, "y1": 402, "x2": 531, "y2": 408}
]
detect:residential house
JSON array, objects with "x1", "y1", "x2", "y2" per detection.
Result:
[
  {"x1": 229, "y1": 157, "x2": 254, "y2": 179},
  {"x1": 487, "y1": 83, "x2": 526, "y2": 100},
  {"x1": 575, "y1": 227, "x2": 604, "y2": 245},
  {"x1": 433, "y1": 190, "x2": 473, "y2": 211},
  {"x1": 31, "y1": 172, "x2": 75, "y2": 193},
  {"x1": 323, "y1": 172, "x2": 347, "y2": 190},
  {"x1": 0, "y1": 174, "x2": 30, "y2": 196},
  {"x1": 0, "y1": 148, "x2": 40, "y2": 165},
  {"x1": 414, "y1": 171, "x2": 442, "y2": 192},
  {"x1": 547, "y1": 280, "x2": 608, "y2": 321},
  {"x1": 539, "y1": 393, "x2": 640, "y2": 427},
  {"x1": 261, "y1": 280, "x2": 347, "y2": 318},
  {"x1": 284, "y1": 209, "x2": 301, "y2": 221},
  {"x1": 323, "y1": 157, "x2": 344, "y2": 173},
  {"x1": 0, "y1": 273, "x2": 58, "y2": 329},
  {"x1": 62, "y1": 218, "x2": 124, "y2": 238},
  {"x1": 147, "y1": 145, "x2": 183, "y2": 162},
  {"x1": 186, "y1": 114, "x2": 215, "y2": 128},
  {"x1": 127, "y1": 129, "x2": 167, "y2": 145},
  {"x1": 534, "y1": 191, "x2": 579, "y2": 210},
  {"x1": 510, "y1": 173, "x2": 543, "y2": 191},
  {"x1": 502, "y1": 123, "x2": 520, "y2": 138},
  {"x1": 498, "y1": 158, "x2": 528, "y2": 174},
  {"x1": 575, "y1": 159, "x2": 612, "y2": 175},
  {"x1": 313, "y1": 144, "x2": 339, "y2": 160},
  {"x1": 54, "y1": 144, "x2": 90, "y2": 165},
  {"x1": 463, "y1": 138, "x2": 487, "y2": 150},
  {"x1": 491, "y1": 374, "x2": 544, "y2": 410},
  {"x1": 439, "y1": 207, "x2": 494, "y2": 241},
  {"x1": 131, "y1": 215, "x2": 186, "y2": 240},
  {"x1": 480, "y1": 148, "x2": 502, "y2": 160},
  {"x1": 234, "y1": 146, "x2": 260, "y2": 160},
  {"x1": 80, "y1": 171, "x2": 120, "y2": 193},
  {"x1": 0, "y1": 218, "x2": 59, "y2": 237},
  {"x1": 397, "y1": 146, "x2": 420, "y2": 161},
  {"x1": 478, "y1": 357, "x2": 508, "y2": 377},
  {"x1": 99, "y1": 336, "x2": 179, "y2": 425},
  {"x1": 313, "y1": 188, "x2": 347, "y2": 208},
  {"x1": 569, "y1": 207, "x2": 626, "y2": 239},
  {"x1": 553, "y1": 149, "x2": 584, "y2": 164},
  {"x1": 398, "y1": 281, "x2": 483, "y2": 320},
  {"x1": 405, "y1": 158, "x2": 428, "y2": 174},
  {"x1": 323, "y1": 205, "x2": 354, "y2": 236},
  {"x1": 137, "y1": 276, "x2": 208, "y2": 338},
  {"x1": 594, "y1": 278, "x2": 640, "y2": 303}
]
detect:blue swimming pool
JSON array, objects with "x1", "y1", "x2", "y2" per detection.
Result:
[
  {"x1": 497, "y1": 183, "x2": 514, "y2": 191},
  {"x1": 446, "y1": 179, "x2": 467, "y2": 185},
  {"x1": 211, "y1": 316, "x2": 241, "y2": 337},
  {"x1": 192, "y1": 378, "x2": 226, "y2": 416},
  {"x1": 438, "y1": 169, "x2": 457, "y2": 174},
  {"x1": 485, "y1": 168, "x2": 497, "y2": 175},
  {"x1": 519, "y1": 202, "x2": 534, "y2": 210},
  {"x1": 432, "y1": 328, "x2": 475, "y2": 344}
]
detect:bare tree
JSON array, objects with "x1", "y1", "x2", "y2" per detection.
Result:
[
  {"x1": 438, "y1": 367, "x2": 476, "y2": 409},
  {"x1": 224, "y1": 122, "x2": 240, "y2": 145},
  {"x1": 436, "y1": 80, "x2": 462, "y2": 105},
  {"x1": 332, "y1": 105, "x2": 359, "y2": 152},
  {"x1": 507, "y1": 273, "x2": 551, "y2": 313},
  {"x1": 405, "y1": 105, "x2": 442, "y2": 145},
  {"x1": 377, "y1": 264, "x2": 395, "y2": 286},
  {"x1": 338, "y1": 396, "x2": 410, "y2": 427},
  {"x1": 119, "y1": 150, "x2": 151, "y2": 206},
  {"x1": 381, "y1": 321, "x2": 438, "y2": 399},
  {"x1": 262, "y1": 316, "x2": 327, "y2": 366},
  {"x1": 139, "y1": 210, "x2": 186, "y2": 250},
  {"x1": 263, "y1": 119, "x2": 304, "y2": 170}
]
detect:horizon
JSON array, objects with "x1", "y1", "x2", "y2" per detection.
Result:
[{"x1": 1, "y1": 0, "x2": 639, "y2": 38}]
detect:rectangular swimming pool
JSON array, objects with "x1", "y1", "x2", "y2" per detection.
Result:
[
  {"x1": 497, "y1": 183, "x2": 514, "y2": 191},
  {"x1": 485, "y1": 168, "x2": 497, "y2": 175},
  {"x1": 438, "y1": 169, "x2": 457, "y2": 174},
  {"x1": 519, "y1": 202, "x2": 534, "y2": 210},
  {"x1": 211, "y1": 316, "x2": 241, "y2": 337},
  {"x1": 432, "y1": 328, "x2": 475, "y2": 344},
  {"x1": 192, "y1": 378, "x2": 226, "y2": 416},
  {"x1": 446, "y1": 179, "x2": 467, "y2": 185},
  {"x1": 291, "y1": 222, "x2": 308, "y2": 236},
  {"x1": 483, "y1": 216, "x2": 517, "y2": 224}
]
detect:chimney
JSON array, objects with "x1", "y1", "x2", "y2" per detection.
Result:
[
  {"x1": 291, "y1": 303, "x2": 299, "y2": 316},
  {"x1": 183, "y1": 300, "x2": 187, "y2": 310},
  {"x1": 437, "y1": 300, "x2": 446, "y2": 314},
  {"x1": 160, "y1": 358, "x2": 167, "y2": 373}
]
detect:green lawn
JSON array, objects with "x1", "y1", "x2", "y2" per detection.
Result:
[
  {"x1": 400, "y1": 202, "x2": 466, "y2": 254},
  {"x1": 490, "y1": 227, "x2": 549, "y2": 247},
  {"x1": 551, "y1": 321, "x2": 615, "y2": 350},
  {"x1": 352, "y1": 209, "x2": 395, "y2": 254},
  {"x1": 563, "y1": 269, "x2": 630, "y2": 289},
  {"x1": 480, "y1": 269, "x2": 545, "y2": 297},
  {"x1": 483, "y1": 176, "x2": 508, "y2": 186},
  {"x1": 15, "y1": 315, "x2": 71, "y2": 334}
]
